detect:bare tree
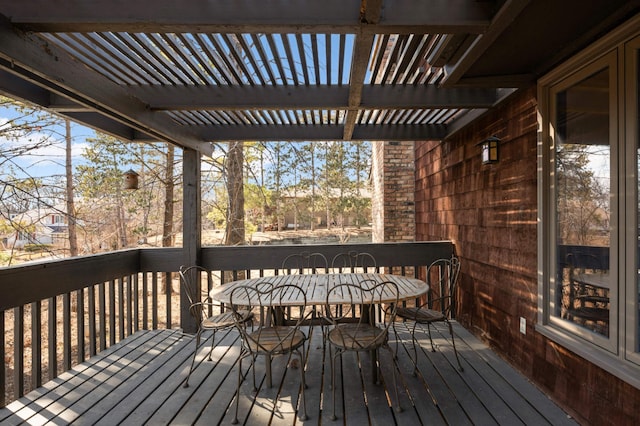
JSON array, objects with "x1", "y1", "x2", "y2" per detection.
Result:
[{"x1": 64, "y1": 119, "x2": 78, "y2": 256}]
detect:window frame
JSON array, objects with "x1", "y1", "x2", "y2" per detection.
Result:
[{"x1": 537, "y1": 14, "x2": 640, "y2": 389}]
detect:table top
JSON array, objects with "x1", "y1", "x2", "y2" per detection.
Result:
[
  {"x1": 210, "y1": 273, "x2": 428, "y2": 306},
  {"x1": 573, "y1": 272, "x2": 610, "y2": 290}
]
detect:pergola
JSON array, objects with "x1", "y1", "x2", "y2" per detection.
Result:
[{"x1": 1, "y1": 0, "x2": 634, "y2": 156}]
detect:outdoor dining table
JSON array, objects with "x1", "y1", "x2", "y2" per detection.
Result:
[
  {"x1": 210, "y1": 272, "x2": 429, "y2": 382},
  {"x1": 210, "y1": 272, "x2": 429, "y2": 309}
]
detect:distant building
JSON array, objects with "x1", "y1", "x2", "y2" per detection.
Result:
[
  {"x1": 1, "y1": 206, "x2": 68, "y2": 249},
  {"x1": 279, "y1": 187, "x2": 371, "y2": 229}
]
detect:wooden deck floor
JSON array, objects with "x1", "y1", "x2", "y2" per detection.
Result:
[{"x1": 0, "y1": 322, "x2": 577, "y2": 425}]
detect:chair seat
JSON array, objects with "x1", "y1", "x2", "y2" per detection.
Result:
[
  {"x1": 203, "y1": 309, "x2": 252, "y2": 329},
  {"x1": 328, "y1": 323, "x2": 387, "y2": 350},
  {"x1": 247, "y1": 326, "x2": 306, "y2": 353},
  {"x1": 396, "y1": 306, "x2": 445, "y2": 323}
]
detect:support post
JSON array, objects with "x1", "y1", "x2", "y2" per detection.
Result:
[{"x1": 182, "y1": 147, "x2": 201, "y2": 333}]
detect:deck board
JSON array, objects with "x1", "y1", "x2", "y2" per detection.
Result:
[{"x1": 0, "y1": 322, "x2": 578, "y2": 426}]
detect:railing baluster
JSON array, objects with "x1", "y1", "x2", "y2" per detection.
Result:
[
  {"x1": 132, "y1": 274, "x2": 139, "y2": 332},
  {"x1": 63, "y1": 293, "x2": 71, "y2": 371},
  {"x1": 31, "y1": 301, "x2": 42, "y2": 389},
  {"x1": 76, "y1": 289, "x2": 85, "y2": 363},
  {"x1": 109, "y1": 279, "x2": 116, "y2": 346},
  {"x1": 13, "y1": 306, "x2": 24, "y2": 398},
  {"x1": 142, "y1": 272, "x2": 149, "y2": 330},
  {"x1": 88, "y1": 285, "x2": 97, "y2": 357},
  {"x1": 99, "y1": 282, "x2": 106, "y2": 352},
  {"x1": 126, "y1": 275, "x2": 133, "y2": 336},
  {"x1": 152, "y1": 273, "x2": 158, "y2": 329},
  {"x1": 48, "y1": 297, "x2": 57, "y2": 380},
  {"x1": 165, "y1": 272, "x2": 172, "y2": 329},
  {"x1": 118, "y1": 277, "x2": 125, "y2": 341}
]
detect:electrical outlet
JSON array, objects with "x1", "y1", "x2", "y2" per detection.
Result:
[{"x1": 519, "y1": 317, "x2": 527, "y2": 335}]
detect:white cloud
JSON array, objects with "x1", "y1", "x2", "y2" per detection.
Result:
[{"x1": 1, "y1": 115, "x2": 91, "y2": 176}]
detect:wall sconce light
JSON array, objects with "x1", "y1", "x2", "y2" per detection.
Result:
[
  {"x1": 123, "y1": 169, "x2": 139, "y2": 190},
  {"x1": 479, "y1": 136, "x2": 500, "y2": 164}
]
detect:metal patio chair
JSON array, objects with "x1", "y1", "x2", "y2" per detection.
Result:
[
  {"x1": 179, "y1": 265, "x2": 253, "y2": 388},
  {"x1": 229, "y1": 283, "x2": 312, "y2": 424},
  {"x1": 324, "y1": 279, "x2": 402, "y2": 420},
  {"x1": 330, "y1": 250, "x2": 378, "y2": 273},
  {"x1": 393, "y1": 256, "x2": 463, "y2": 374},
  {"x1": 281, "y1": 251, "x2": 329, "y2": 274}
]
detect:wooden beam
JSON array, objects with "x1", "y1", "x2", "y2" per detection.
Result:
[
  {"x1": 0, "y1": 68, "x2": 157, "y2": 140},
  {"x1": 343, "y1": 32, "x2": 376, "y2": 140},
  {"x1": 440, "y1": 0, "x2": 531, "y2": 86},
  {"x1": 0, "y1": 0, "x2": 491, "y2": 34},
  {"x1": 0, "y1": 17, "x2": 213, "y2": 154},
  {"x1": 194, "y1": 123, "x2": 448, "y2": 141},
  {"x1": 353, "y1": 123, "x2": 447, "y2": 140},
  {"x1": 131, "y1": 83, "x2": 500, "y2": 111}
]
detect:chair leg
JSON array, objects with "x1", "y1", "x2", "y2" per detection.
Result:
[
  {"x1": 297, "y1": 351, "x2": 308, "y2": 421},
  {"x1": 383, "y1": 345, "x2": 403, "y2": 413},
  {"x1": 184, "y1": 329, "x2": 202, "y2": 388},
  {"x1": 232, "y1": 354, "x2": 243, "y2": 424},
  {"x1": 207, "y1": 329, "x2": 216, "y2": 361},
  {"x1": 391, "y1": 321, "x2": 400, "y2": 359},
  {"x1": 410, "y1": 322, "x2": 420, "y2": 376},
  {"x1": 251, "y1": 354, "x2": 258, "y2": 393},
  {"x1": 266, "y1": 354, "x2": 273, "y2": 388},
  {"x1": 330, "y1": 349, "x2": 340, "y2": 421},
  {"x1": 447, "y1": 320, "x2": 464, "y2": 371},
  {"x1": 426, "y1": 323, "x2": 437, "y2": 352}
]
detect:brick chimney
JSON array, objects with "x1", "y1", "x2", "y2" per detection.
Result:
[{"x1": 371, "y1": 141, "x2": 415, "y2": 243}]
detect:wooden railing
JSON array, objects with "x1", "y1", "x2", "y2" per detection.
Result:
[{"x1": 0, "y1": 241, "x2": 454, "y2": 407}]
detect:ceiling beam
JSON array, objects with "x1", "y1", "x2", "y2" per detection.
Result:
[
  {"x1": 194, "y1": 123, "x2": 447, "y2": 142},
  {"x1": 0, "y1": 16, "x2": 213, "y2": 154},
  {"x1": 440, "y1": 0, "x2": 530, "y2": 86},
  {"x1": 0, "y1": 0, "x2": 491, "y2": 34},
  {"x1": 0, "y1": 67, "x2": 155, "y2": 140},
  {"x1": 131, "y1": 81, "x2": 500, "y2": 112},
  {"x1": 343, "y1": 32, "x2": 377, "y2": 140},
  {"x1": 63, "y1": 112, "x2": 157, "y2": 141}
]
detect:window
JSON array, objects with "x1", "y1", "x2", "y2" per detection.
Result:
[{"x1": 538, "y1": 16, "x2": 640, "y2": 388}]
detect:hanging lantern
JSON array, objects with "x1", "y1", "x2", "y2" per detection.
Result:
[{"x1": 123, "y1": 169, "x2": 139, "y2": 190}]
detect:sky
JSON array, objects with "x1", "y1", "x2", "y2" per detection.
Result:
[{"x1": 0, "y1": 104, "x2": 93, "y2": 178}]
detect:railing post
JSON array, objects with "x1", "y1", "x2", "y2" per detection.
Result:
[{"x1": 182, "y1": 148, "x2": 201, "y2": 333}]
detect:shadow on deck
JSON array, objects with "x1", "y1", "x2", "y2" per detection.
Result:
[{"x1": 0, "y1": 323, "x2": 577, "y2": 425}]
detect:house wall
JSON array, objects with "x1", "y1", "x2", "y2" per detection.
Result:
[
  {"x1": 414, "y1": 86, "x2": 640, "y2": 425},
  {"x1": 371, "y1": 141, "x2": 415, "y2": 243}
]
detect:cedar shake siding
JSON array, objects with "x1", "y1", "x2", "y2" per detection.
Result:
[{"x1": 414, "y1": 86, "x2": 640, "y2": 425}]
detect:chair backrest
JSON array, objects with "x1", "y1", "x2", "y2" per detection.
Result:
[
  {"x1": 324, "y1": 280, "x2": 399, "y2": 350},
  {"x1": 566, "y1": 252, "x2": 605, "y2": 275},
  {"x1": 230, "y1": 283, "x2": 311, "y2": 353},
  {"x1": 281, "y1": 251, "x2": 328, "y2": 274},
  {"x1": 426, "y1": 257, "x2": 461, "y2": 317},
  {"x1": 330, "y1": 250, "x2": 377, "y2": 272},
  {"x1": 179, "y1": 265, "x2": 213, "y2": 322}
]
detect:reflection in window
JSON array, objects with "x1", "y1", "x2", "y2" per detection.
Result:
[{"x1": 555, "y1": 68, "x2": 611, "y2": 337}]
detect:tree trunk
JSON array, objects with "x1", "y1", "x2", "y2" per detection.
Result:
[
  {"x1": 225, "y1": 141, "x2": 245, "y2": 246},
  {"x1": 162, "y1": 145, "x2": 175, "y2": 248},
  {"x1": 64, "y1": 120, "x2": 78, "y2": 256},
  {"x1": 161, "y1": 144, "x2": 175, "y2": 294}
]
